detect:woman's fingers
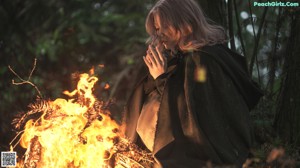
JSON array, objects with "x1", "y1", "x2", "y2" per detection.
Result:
[
  {"x1": 144, "y1": 45, "x2": 167, "y2": 79},
  {"x1": 143, "y1": 56, "x2": 152, "y2": 68},
  {"x1": 149, "y1": 46, "x2": 162, "y2": 66},
  {"x1": 147, "y1": 49, "x2": 158, "y2": 67},
  {"x1": 146, "y1": 51, "x2": 152, "y2": 63},
  {"x1": 155, "y1": 46, "x2": 166, "y2": 63},
  {"x1": 150, "y1": 46, "x2": 161, "y2": 64}
]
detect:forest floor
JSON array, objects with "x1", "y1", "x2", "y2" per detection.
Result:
[
  {"x1": 249, "y1": 98, "x2": 300, "y2": 168},
  {"x1": 1, "y1": 97, "x2": 299, "y2": 168}
]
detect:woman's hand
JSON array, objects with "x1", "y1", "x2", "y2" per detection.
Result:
[{"x1": 143, "y1": 44, "x2": 167, "y2": 79}]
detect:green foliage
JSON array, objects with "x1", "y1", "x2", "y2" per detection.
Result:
[{"x1": 0, "y1": 0, "x2": 154, "y2": 149}]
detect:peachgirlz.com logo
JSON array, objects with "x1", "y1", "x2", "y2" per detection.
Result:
[{"x1": 253, "y1": 1, "x2": 299, "y2": 7}]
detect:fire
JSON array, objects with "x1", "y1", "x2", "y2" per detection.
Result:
[
  {"x1": 104, "y1": 84, "x2": 110, "y2": 90},
  {"x1": 17, "y1": 73, "x2": 120, "y2": 168},
  {"x1": 11, "y1": 72, "x2": 154, "y2": 168}
]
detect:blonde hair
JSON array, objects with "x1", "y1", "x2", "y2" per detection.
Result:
[{"x1": 145, "y1": 0, "x2": 226, "y2": 51}]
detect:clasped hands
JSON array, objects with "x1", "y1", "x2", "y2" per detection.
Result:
[{"x1": 143, "y1": 44, "x2": 167, "y2": 79}]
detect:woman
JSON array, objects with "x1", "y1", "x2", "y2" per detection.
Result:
[{"x1": 122, "y1": 0, "x2": 263, "y2": 167}]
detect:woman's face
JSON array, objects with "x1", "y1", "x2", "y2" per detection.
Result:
[{"x1": 153, "y1": 14, "x2": 179, "y2": 51}]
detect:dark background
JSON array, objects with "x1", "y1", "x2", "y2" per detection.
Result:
[{"x1": 0, "y1": 0, "x2": 299, "y2": 166}]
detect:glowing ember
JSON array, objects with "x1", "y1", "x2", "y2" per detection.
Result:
[
  {"x1": 16, "y1": 73, "x2": 120, "y2": 168},
  {"x1": 104, "y1": 84, "x2": 110, "y2": 90}
]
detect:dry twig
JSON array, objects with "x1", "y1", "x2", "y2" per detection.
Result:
[{"x1": 8, "y1": 58, "x2": 42, "y2": 98}]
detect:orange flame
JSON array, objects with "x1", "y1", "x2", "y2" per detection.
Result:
[
  {"x1": 104, "y1": 83, "x2": 110, "y2": 90},
  {"x1": 19, "y1": 73, "x2": 119, "y2": 168}
]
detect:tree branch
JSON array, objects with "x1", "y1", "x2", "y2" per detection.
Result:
[
  {"x1": 233, "y1": 0, "x2": 246, "y2": 57},
  {"x1": 228, "y1": 0, "x2": 236, "y2": 51},
  {"x1": 8, "y1": 58, "x2": 43, "y2": 98},
  {"x1": 249, "y1": 6, "x2": 268, "y2": 83},
  {"x1": 266, "y1": 7, "x2": 283, "y2": 96}
]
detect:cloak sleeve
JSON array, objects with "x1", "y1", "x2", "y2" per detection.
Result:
[
  {"x1": 155, "y1": 73, "x2": 168, "y2": 94},
  {"x1": 184, "y1": 47, "x2": 261, "y2": 165}
]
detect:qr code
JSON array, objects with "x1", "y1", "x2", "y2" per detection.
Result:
[{"x1": 1, "y1": 152, "x2": 16, "y2": 167}]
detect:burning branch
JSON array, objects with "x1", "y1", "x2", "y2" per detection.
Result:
[
  {"x1": 8, "y1": 58, "x2": 42, "y2": 98},
  {"x1": 11, "y1": 72, "x2": 154, "y2": 168}
]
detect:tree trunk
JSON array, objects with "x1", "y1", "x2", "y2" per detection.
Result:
[
  {"x1": 197, "y1": 0, "x2": 227, "y2": 28},
  {"x1": 227, "y1": 0, "x2": 236, "y2": 51},
  {"x1": 274, "y1": 14, "x2": 300, "y2": 145},
  {"x1": 268, "y1": 7, "x2": 283, "y2": 97}
]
